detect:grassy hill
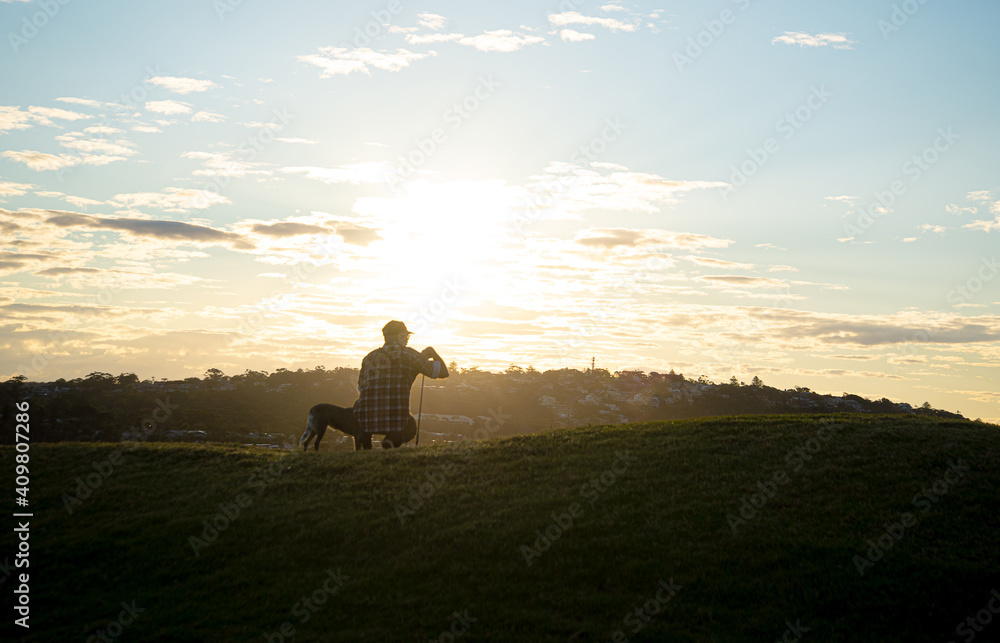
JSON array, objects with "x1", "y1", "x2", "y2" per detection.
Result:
[{"x1": 5, "y1": 414, "x2": 999, "y2": 642}]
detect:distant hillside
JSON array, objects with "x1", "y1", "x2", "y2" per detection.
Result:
[
  {"x1": 0, "y1": 367, "x2": 974, "y2": 448},
  {"x1": 5, "y1": 414, "x2": 999, "y2": 642}
]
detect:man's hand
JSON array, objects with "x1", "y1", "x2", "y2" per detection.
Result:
[{"x1": 422, "y1": 347, "x2": 449, "y2": 378}]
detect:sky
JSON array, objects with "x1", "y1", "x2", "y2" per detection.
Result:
[{"x1": 1, "y1": 0, "x2": 999, "y2": 421}]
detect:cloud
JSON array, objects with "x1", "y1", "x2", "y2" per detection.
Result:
[
  {"x1": 55, "y1": 97, "x2": 110, "y2": 109},
  {"x1": 1, "y1": 150, "x2": 78, "y2": 171},
  {"x1": 241, "y1": 215, "x2": 382, "y2": 247},
  {"x1": 240, "y1": 120, "x2": 285, "y2": 130},
  {"x1": 919, "y1": 224, "x2": 947, "y2": 234},
  {"x1": 406, "y1": 30, "x2": 546, "y2": 52},
  {"x1": 1, "y1": 105, "x2": 92, "y2": 133},
  {"x1": 192, "y1": 110, "x2": 226, "y2": 123},
  {"x1": 0, "y1": 180, "x2": 34, "y2": 197},
  {"x1": 109, "y1": 187, "x2": 231, "y2": 212},
  {"x1": 824, "y1": 354, "x2": 877, "y2": 361},
  {"x1": 772, "y1": 32, "x2": 855, "y2": 49},
  {"x1": 251, "y1": 222, "x2": 331, "y2": 237},
  {"x1": 274, "y1": 137, "x2": 317, "y2": 145},
  {"x1": 946, "y1": 203, "x2": 977, "y2": 215},
  {"x1": 574, "y1": 228, "x2": 732, "y2": 250},
  {"x1": 281, "y1": 162, "x2": 393, "y2": 185},
  {"x1": 417, "y1": 12, "x2": 447, "y2": 30},
  {"x1": 55, "y1": 132, "x2": 137, "y2": 157},
  {"x1": 43, "y1": 210, "x2": 252, "y2": 249},
  {"x1": 145, "y1": 100, "x2": 193, "y2": 115},
  {"x1": 299, "y1": 47, "x2": 434, "y2": 77},
  {"x1": 688, "y1": 256, "x2": 756, "y2": 270},
  {"x1": 148, "y1": 76, "x2": 219, "y2": 94},
  {"x1": 964, "y1": 215, "x2": 1000, "y2": 233},
  {"x1": 335, "y1": 224, "x2": 382, "y2": 246},
  {"x1": 0, "y1": 250, "x2": 61, "y2": 275},
  {"x1": 63, "y1": 195, "x2": 105, "y2": 208},
  {"x1": 548, "y1": 11, "x2": 637, "y2": 32},
  {"x1": 405, "y1": 33, "x2": 464, "y2": 45},
  {"x1": 601, "y1": 4, "x2": 627, "y2": 11},
  {"x1": 525, "y1": 162, "x2": 728, "y2": 217},
  {"x1": 26, "y1": 106, "x2": 93, "y2": 124},
  {"x1": 0, "y1": 106, "x2": 36, "y2": 133},
  {"x1": 769, "y1": 265, "x2": 800, "y2": 273},
  {"x1": 33, "y1": 266, "x2": 205, "y2": 291},
  {"x1": 457, "y1": 30, "x2": 546, "y2": 52},
  {"x1": 697, "y1": 275, "x2": 788, "y2": 288},
  {"x1": 961, "y1": 192, "x2": 1000, "y2": 232},
  {"x1": 183, "y1": 151, "x2": 271, "y2": 179},
  {"x1": 132, "y1": 125, "x2": 163, "y2": 133},
  {"x1": 83, "y1": 125, "x2": 124, "y2": 135},
  {"x1": 560, "y1": 29, "x2": 596, "y2": 42},
  {"x1": 745, "y1": 308, "x2": 1000, "y2": 347}
]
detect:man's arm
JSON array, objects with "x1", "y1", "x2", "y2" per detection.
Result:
[{"x1": 420, "y1": 346, "x2": 449, "y2": 378}]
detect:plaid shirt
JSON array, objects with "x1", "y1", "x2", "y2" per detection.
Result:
[{"x1": 354, "y1": 343, "x2": 440, "y2": 434}]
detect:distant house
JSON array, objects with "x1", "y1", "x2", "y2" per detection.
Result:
[{"x1": 422, "y1": 414, "x2": 475, "y2": 426}]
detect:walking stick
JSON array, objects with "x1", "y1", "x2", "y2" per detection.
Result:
[{"x1": 416, "y1": 373, "x2": 425, "y2": 447}]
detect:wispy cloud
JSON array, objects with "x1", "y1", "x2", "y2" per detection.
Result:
[
  {"x1": 458, "y1": 29, "x2": 546, "y2": 52},
  {"x1": 0, "y1": 180, "x2": 34, "y2": 197},
  {"x1": 417, "y1": 12, "x2": 447, "y2": 30},
  {"x1": 407, "y1": 30, "x2": 546, "y2": 52},
  {"x1": 772, "y1": 32, "x2": 855, "y2": 49},
  {"x1": 1, "y1": 150, "x2": 78, "y2": 171},
  {"x1": 192, "y1": 110, "x2": 226, "y2": 123},
  {"x1": 148, "y1": 76, "x2": 219, "y2": 94},
  {"x1": 548, "y1": 11, "x2": 637, "y2": 32},
  {"x1": 697, "y1": 275, "x2": 788, "y2": 288},
  {"x1": 559, "y1": 29, "x2": 596, "y2": 42},
  {"x1": 145, "y1": 100, "x2": 193, "y2": 115},
  {"x1": 1, "y1": 105, "x2": 92, "y2": 133},
  {"x1": 299, "y1": 47, "x2": 435, "y2": 77},
  {"x1": 54, "y1": 97, "x2": 110, "y2": 109},
  {"x1": 37, "y1": 209, "x2": 250, "y2": 249},
  {"x1": 405, "y1": 33, "x2": 464, "y2": 45},
  {"x1": 525, "y1": 162, "x2": 728, "y2": 218},
  {"x1": 281, "y1": 162, "x2": 393, "y2": 184},
  {"x1": 183, "y1": 151, "x2": 271, "y2": 179},
  {"x1": 55, "y1": 131, "x2": 137, "y2": 158},
  {"x1": 574, "y1": 228, "x2": 732, "y2": 250},
  {"x1": 108, "y1": 187, "x2": 231, "y2": 213}
]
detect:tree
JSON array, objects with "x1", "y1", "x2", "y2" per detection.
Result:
[
  {"x1": 921, "y1": 401, "x2": 932, "y2": 410},
  {"x1": 205, "y1": 368, "x2": 226, "y2": 381},
  {"x1": 751, "y1": 376, "x2": 764, "y2": 389},
  {"x1": 83, "y1": 372, "x2": 115, "y2": 389},
  {"x1": 729, "y1": 375, "x2": 740, "y2": 387},
  {"x1": 116, "y1": 373, "x2": 140, "y2": 387}
]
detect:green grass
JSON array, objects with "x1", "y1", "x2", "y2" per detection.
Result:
[{"x1": 4, "y1": 414, "x2": 999, "y2": 642}]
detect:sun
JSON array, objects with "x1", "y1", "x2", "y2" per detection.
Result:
[{"x1": 352, "y1": 178, "x2": 517, "y2": 287}]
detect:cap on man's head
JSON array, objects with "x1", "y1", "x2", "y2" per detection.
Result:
[{"x1": 382, "y1": 320, "x2": 413, "y2": 337}]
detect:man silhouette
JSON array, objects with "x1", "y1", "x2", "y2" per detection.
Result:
[{"x1": 353, "y1": 320, "x2": 449, "y2": 449}]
